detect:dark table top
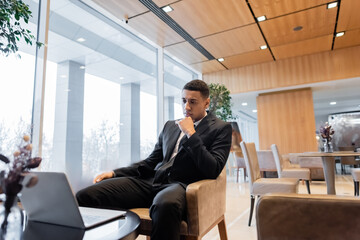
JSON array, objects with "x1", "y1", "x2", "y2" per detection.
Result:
[{"x1": 22, "y1": 210, "x2": 140, "y2": 240}]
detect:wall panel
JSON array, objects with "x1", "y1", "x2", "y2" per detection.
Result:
[
  {"x1": 257, "y1": 88, "x2": 317, "y2": 154},
  {"x1": 204, "y1": 45, "x2": 360, "y2": 94}
]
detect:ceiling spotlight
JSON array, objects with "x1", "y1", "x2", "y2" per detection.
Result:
[
  {"x1": 80, "y1": 66, "x2": 86, "y2": 69},
  {"x1": 330, "y1": 102, "x2": 337, "y2": 105},
  {"x1": 327, "y1": 2, "x2": 338, "y2": 9},
  {"x1": 119, "y1": 76, "x2": 124, "y2": 80},
  {"x1": 260, "y1": 45, "x2": 267, "y2": 50},
  {"x1": 241, "y1": 102, "x2": 248, "y2": 106},
  {"x1": 257, "y1": 15, "x2": 267, "y2": 22},
  {"x1": 76, "y1": 37, "x2": 86, "y2": 42},
  {"x1": 162, "y1": 5, "x2": 173, "y2": 13},
  {"x1": 252, "y1": 109, "x2": 257, "y2": 113},
  {"x1": 336, "y1": 32, "x2": 345, "y2": 37},
  {"x1": 293, "y1": 26, "x2": 303, "y2": 31},
  {"x1": 60, "y1": 75, "x2": 67, "y2": 78},
  {"x1": 217, "y1": 58, "x2": 224, "y2": 62}
]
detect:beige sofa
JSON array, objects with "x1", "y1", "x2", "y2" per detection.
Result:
[{"x1": 256, "y1": 193, "x2": 360, "y2": 240}]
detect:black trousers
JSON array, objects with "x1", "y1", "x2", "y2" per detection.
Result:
[{"x1": 76, "y1": 177, "x2": 186, "y2": 240}]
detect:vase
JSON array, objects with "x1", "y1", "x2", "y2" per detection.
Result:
[
  {"x1": 323, "y1": 139, "x2": 333, "y2": 153},
  {"x1": 0, "y1": 195, "x2": 23, "y2": 240}
]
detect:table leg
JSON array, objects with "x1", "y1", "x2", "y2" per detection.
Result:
[{"x1": 322, "y1": 156, "x2": 336, "y2": 194}]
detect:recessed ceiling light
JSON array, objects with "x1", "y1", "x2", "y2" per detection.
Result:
[
  {"x1": 330, "y1": 102, "x2": 337, "y2": 105},
  {"x1": 257, "y1": 15, "x2": 266, "y2": 22},
  {"x1": 252, "y1": 109, "x2": 257, "y2": 113},
  {"x1": 60, "y1": 75, "x2": 67, "y2": 78},
  {"x1": 80, "y1": 66, "x2": 85, "y2": 69},
  {"x1": 119, "y1": 76, "x2": 124, "y2": 80},
  {"x1": 241, "y1": 102, "x2": 248, "y2": 106},
  {"x1": 327, "y1": 2, "x2": 338, "y2": 9},
  {"x1": 162, "y1": 5, "x2": 173, "y2": 13},
  {"x1": 77, "y1": 37, "x2": 86, "y2": 42},
  {"x1": 293, "y1": 26, "x2": 303, "y2": 31},
  {"x1": 260, "y1": 45, "x2": 267, "y2": 50},
  {"x1": 217, "y1": 58, "x2": 224, "y2": 62},
  {"x1": 64, "y1": 89, "x2": 71, "y2": 92},
  {"x1": 336, "y1": 32, "x2": 345, "y2": 37}
]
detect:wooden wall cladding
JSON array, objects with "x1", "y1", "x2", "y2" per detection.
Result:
[
  {"x1": 203, "y1": 45, "x2": 360, "y2": 94},
  {"x1": 257, "y1": 88, "x2": 318, "y2": 154}
]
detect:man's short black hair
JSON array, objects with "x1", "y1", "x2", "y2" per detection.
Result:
[{"x1": 183, "y1": 79, "x2": 209, "y2": 99}]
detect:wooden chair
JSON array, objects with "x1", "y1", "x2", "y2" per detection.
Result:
[
  {"x1": 240, "y1": 141, "x2": 298, "y2": 226},
  {"x1": 271, "y1": 144, "x2": 311, "y2": 194},
  {"x1": 131, "y1": 168, "x2": 228, "y2": 240}
]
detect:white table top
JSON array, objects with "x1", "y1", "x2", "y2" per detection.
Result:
[{"x1": 297, "y1": 151, "x2": 360, "y2": 157}]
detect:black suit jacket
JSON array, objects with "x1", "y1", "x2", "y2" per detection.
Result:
[{"x1": 113, "y1": 112, "x2": 232, "y2": 185}]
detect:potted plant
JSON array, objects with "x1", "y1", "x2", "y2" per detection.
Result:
[
  {"x1": 208, "y1": 83, "x2": 234, "y2": 121},
  {"x1": 0, "y1": 0, "x2": 41, "y2": 57}
]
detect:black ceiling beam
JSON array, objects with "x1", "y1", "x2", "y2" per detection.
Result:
[{"x1": 139, "y1": 0, "x2": 216, "y2": 61}]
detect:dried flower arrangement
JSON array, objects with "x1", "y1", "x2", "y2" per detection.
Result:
[
  {"x1": 319, "y1": 122, "x2": 335, "y2": 142},
  {"x1": 0, "y1": 135, "x2": 41, "y2": 232}
]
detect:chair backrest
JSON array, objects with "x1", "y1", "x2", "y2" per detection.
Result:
[
  {"x1": 240, "y1": 141, "x2": 261, "y2": 193},
  {"x1": 271, "y1": 144, "x2": 283, "y2": 177},
  {"x1": 257, "y1": 150, "x2": 277, "y2": 172},
  {"x1": 339, "y1": 146, "x2": 357, "y2": 164}
]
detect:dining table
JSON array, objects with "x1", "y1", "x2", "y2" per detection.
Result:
[{"x1": 297, "y1": 151, "x2": 360, "y2": 194}]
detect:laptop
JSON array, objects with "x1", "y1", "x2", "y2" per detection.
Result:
[{"x1": 20, "y1": 172, "x2": 126, "y2": 229}]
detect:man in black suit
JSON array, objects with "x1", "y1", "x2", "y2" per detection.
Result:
[{"x1": 76, "y1": 79, "x2": 232, "y2": 240}]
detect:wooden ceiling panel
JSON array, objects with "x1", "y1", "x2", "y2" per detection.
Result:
[
  {"x1": 167, "y1": 0, "x2": 254, "y2": 39},
  {"x1": 222, "y1": 50, "x2": 273, "y2": 69},
  {"x1": 164, "y1": 41, "x2": 208, "y2": 64},
  {"x1": 153, "y1": 0, "x2": 176, "y2": 8},
  {"x1": 260, "y1": 5, "x2": 337, "y2": 47},
  {"x1": 334, "y1": 29, "x2": 360, "y2": 49},
  {"x1": 92, "y1": 0, "x2": 148, "y2": 18},
  {"x1": 128, "y1": 12, "x2": 184, "y2": 47},
  {"x1": 249, "y1": 0, "x2": 332, "y2": 19},
  {"x1": 272, "y1": 35, "x2": 333, "y2": 60},
  {"x1": 190, "y1": 60, "x2": 226, "y2": 74},
  {"x1": 337, "y1": 0, "x2": 360, "y2": 31},
  {"x1": 197, "y1": 24, "x2": 265, "y2": 58}
]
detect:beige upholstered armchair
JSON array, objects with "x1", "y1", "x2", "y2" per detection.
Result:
[
  {"x1": 256, "y1": 193, "x2": 360, "y2": 240},
  {"x1": 131, "y1": 168, "x2": 227, "y2": 240}
]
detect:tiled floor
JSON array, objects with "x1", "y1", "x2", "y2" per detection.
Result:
[{"x1": 136, "y1": 169, "x2": 355, "y2": 240}]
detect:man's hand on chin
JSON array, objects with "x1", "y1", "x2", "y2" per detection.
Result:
[{"x1": 176, "y1": 117, "x2": 196, "y2": 138}]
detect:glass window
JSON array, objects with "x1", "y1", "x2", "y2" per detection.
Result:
[
  {"x1": 40, "y1": 0, "x2": 157, "y2": 189},
  {"x1": 163, "y1": 55, "x2": 199, "y2": 122},
  {"x1": 0, "y1": 0, "x2": 38, "y2": 159}
]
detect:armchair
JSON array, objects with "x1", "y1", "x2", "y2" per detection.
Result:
[
  {"x1": 256, "y1": 193, "x2": 360, "y2": 240},
  {"x1": 131, "y1": 168, "x2": 227, "y2": 240}
]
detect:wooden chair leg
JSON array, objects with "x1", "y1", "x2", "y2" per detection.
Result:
[
  {"x1": 218, "y1": 217, "x2": 228, "y2": 240},
  {"x1": 354, "y1": 180, "x2": 356, "y2": 196},
  {"x1": 305, "y1": 180, "x2": 311, "y2": 194},
  {"x1": 248, "y1": 195, "x2": 255, "y2": 226},
  {"x1": 355, "y1": 181, "x2": 359, "y2": 196}
]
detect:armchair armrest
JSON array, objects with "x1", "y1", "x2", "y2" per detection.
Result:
[
  {"x1": 185, "y1": 169, "x2": 226, "y2": 236},
  {"x1": 256, "y1": 193, "x2": 360, "y2": 240}
]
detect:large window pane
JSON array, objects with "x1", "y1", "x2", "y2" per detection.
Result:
[
  {"x1": 163, "y1": 55, "x2": 199, "y2": 122},
  {"x1": 0, "y1": 0, "x2": 38, "y2": 160},
  {"x1": 40, "y1": 0, "x2": 157, "y2": 190}
]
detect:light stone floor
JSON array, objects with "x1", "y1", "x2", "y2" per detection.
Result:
[{"x1": 136, "y1": 168, "x2": 355, "y2": 240}]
